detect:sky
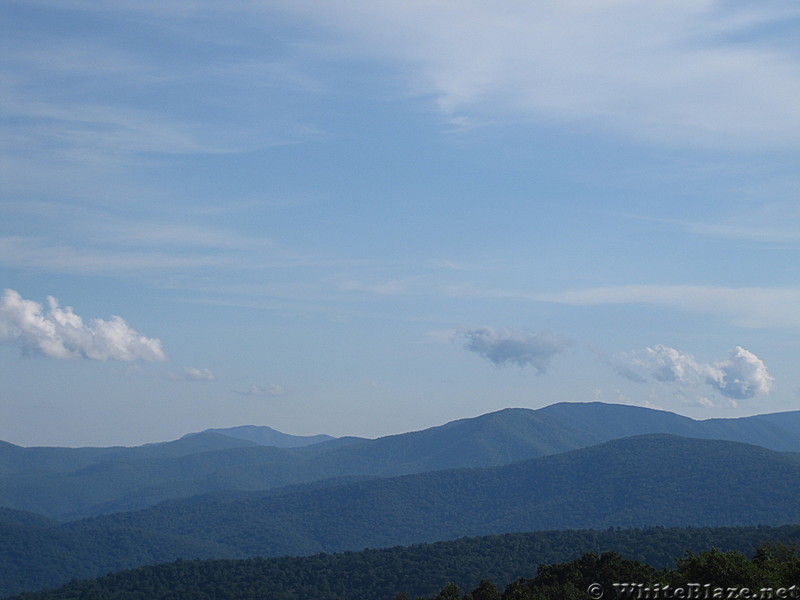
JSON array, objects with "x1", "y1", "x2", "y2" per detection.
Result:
[{"x1": 1, "y1": 1, "x2": 799, "y2": 447}]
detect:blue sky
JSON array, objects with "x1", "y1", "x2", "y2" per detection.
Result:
[{"x1": 1, "y1": 1, "x2": 799, "y2": 447}]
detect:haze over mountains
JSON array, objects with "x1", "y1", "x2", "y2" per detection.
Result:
[
  {"x1": 2, "y1": 402, "x2": 800, "y2": 519},
  {"x1": 2, "y1": 401, "x2": 800, "y2": 598},
  {"x1": 65, "y1": 435, "x2": 800, "y2": 554}
]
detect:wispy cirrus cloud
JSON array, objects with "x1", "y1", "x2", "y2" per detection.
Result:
[
  {"x1": 237, "y1": 383, "x2": 287, "y2": 398},
  {"x1": 623, "y1": 201, "x2": 800, "y2": 245},
  {"x1": 9, "y1": 2, "x2": 800, "y2": 156},
  {"x1": 165, "y1": 367, "x2": 216, "y2": 382},
  {"x1": 0, "y1": 4, "x2": 322, "y2": 224},
  {"x1": 182, "y1": 367, "x2": 215, "y2": 381},
  {"x1": 267, "y1": 0, "x2": 800, "y2": 149},
  {"x1": 682, "y1": 201, "x2": 800, "y2": 245},
  {"x1": 0, "y1": 237, "x2": 228, "y2": 273},
  {"x1": 506, "y1": 285, "x2": 800, "y2": 330},
  {"x1": 0, "y1": 202, "x2": 274, "y2": 274},
  {"x1": 338, "y1": 279, "x2": 408, "y2": 296},
  {"x1": 0, "y1": 289, "x2": 166, "y2": 361}
]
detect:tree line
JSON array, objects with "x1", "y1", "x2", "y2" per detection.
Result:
[{"x1": 415, "y1": 543, "x2": 800, "y2": 600}]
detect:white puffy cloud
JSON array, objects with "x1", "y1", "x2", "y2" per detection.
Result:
[
  {"x1": 462, "y1": 327, "x2": 569, "y2": 374},
  {"x1": 0, "y1": 289, "x2": 166, "y2": 362},
  {"x1": 707, "y1": 346, "x2": 774, "y2": 400},
  {"x1": 626, "y1": 345, "x2": 707, "y2": 383},
  {"x1": 616, "y1": 344, "x2": 773, "y2": 401}
]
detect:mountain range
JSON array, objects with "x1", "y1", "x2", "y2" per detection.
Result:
[
  {"x1": 63, "y1": 434, "x2": 800, "y2": 556},
  {"x1": 2, "y1": 401, "x2": 800, "y2": 597},
  {"x1": 183, "y1": 425, "x2": 337, "y2": 448},
  {"x1": 3, "y1": 401, "x2": 800, "y2": 519}
]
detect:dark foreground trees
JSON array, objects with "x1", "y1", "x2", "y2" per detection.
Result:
[
  {"x1": 420, "y1": 543, "x2": 800, "y2": 600},
  {"x1": 7, "y1": 534, "x2": 799, "y2": 600}
]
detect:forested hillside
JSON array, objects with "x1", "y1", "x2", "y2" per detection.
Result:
[
  {"x1": 421, "y1": 543, "x2": 800, "y2": 600},
  {"x1": 3, "y1": 405, "x2": 800, "y2": 597},
  {"x1": 3, "y1": 402, "x2": 800, "y2": 520},
  {"x1": 5, "y1": 526, "x2": 800, "y2": 600},
  {"x1": 68, "y1": 435, "x2": 800, "y2": 558}
]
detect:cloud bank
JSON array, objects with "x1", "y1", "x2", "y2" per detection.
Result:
[
  {"x1": 462, "y1": 327, "x2": 568, "y2": 374},
  {"x1": 616, "y1": 344, "x2": 773, "y2": 401},
  {"x1": 0, "y1": 289, "x2": 166, "y2": 361}
]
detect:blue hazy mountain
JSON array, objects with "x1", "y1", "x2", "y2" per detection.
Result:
[
  {"x1": 2, "y1": 426, "x2": 800, "y2": 597},
  {"x1": 183, "y1": 425, "x2": 336, "y2": 448},
  {"x1": 73, "y1": 434, "x2": 800, "y2": 556},
  {"x1": 2, "y1": 402, "x2": 800, "y2": 519}
]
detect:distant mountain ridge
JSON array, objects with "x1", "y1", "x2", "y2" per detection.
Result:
[
  {"x1": 4, "y1": 434, "x2": 800, "y2": 596},
  {"x1": 535, "y1": 402, "x2": 800, "y2": 452},
  {"x1": 183, "y1": 425, "x2": 336, "y2": 448},
  {"x1": 73, "y1": 434, "x2": 800, "y2": 558},
  {"x1": 4, "y1": 403, "x2": 800, "y2": 597},
  {"x1": 2, "y1": 401, "x2": 800, "y2": 519}
]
